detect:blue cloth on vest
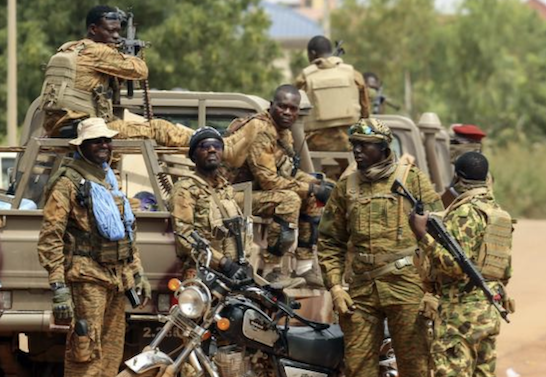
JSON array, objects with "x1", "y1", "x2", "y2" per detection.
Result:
[{"x1": 87, "y1": 162, "x2": 135, "y2": 242}]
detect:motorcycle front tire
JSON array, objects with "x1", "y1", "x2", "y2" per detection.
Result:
[{"x1": 116, "y1": 367, "x2": 161, "y2": 377}]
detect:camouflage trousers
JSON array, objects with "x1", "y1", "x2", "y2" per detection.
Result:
[
  {"x1": 64, "y1": 282, "x2": 126, "y2": 377},
  {"x1": 108, "y1": 118, "x2": 193, "y2": 147},
  {"x1": 339, "y1": 290, "x2": 430, "y2": 377},
  {"x1": 306, "y1": 126, "x2": 351, "y2": 179},
  {"x1": 432, "y1": 297, "x2": 500, "y2": 377},
  {"x1": 236, "y1": 190, "x2": 321, "y2": 263}
]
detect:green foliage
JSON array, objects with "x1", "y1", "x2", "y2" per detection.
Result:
[
  {"x1": 331, "y1": 0, "x2": 546, "y2": 139},
  {"x1": 486, "y1": 139, "x2": 546, "y2": 219},
  {"x1": 0, "y1": 0, "x2": 281, "y2": 137}
]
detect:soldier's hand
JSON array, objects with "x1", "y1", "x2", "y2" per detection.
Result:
[
  {"x1": 330, "y1": 285, "x2": 355, "y2": 316},
  {"x1": 310, "y1": 181, "x2": 334, "y2": 205},
  {"x1": 409, "y1": 210, "x2": 429, "y2": 241},
  {"x1": 134, "y1": 274, "x2": 152, "y2": 307},
  {"x1": 52, "y1": 286, "x2": 74, "y2": 323}
]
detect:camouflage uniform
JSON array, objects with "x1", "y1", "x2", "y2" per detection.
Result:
[
  {"x1": 170, "y1": 171, "x2": 244, "y2": 275},
  {"x1": 37, "y1": 158, "x2": 144, "y2": 377},
  {"x1": 42, "y1": 38, "x2": 193, "y2": 147},
  {"x1": 295, "y1": 57, "x2": 370, "y2": 177},
  {"x1": 227, "y1": 111, "x2": 322, "y2": 265},
  {"x1": 318, "y1": 157, "x2": 443, "y2": 377},
  {"x1": 417, "y1": 187, "x2": 513, "y2": 377}
]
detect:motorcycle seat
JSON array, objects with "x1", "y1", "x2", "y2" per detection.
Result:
[{"x1": 278, "y1": 324, "x2": 344, "y2": 370}]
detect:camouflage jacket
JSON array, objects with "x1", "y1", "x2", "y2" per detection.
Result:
[
  {"x1": 318, "y1": 165, "x2": 443, "y2": 304},
  {"x1": 295, "y1": 56, "x2": 370, "y2": 119},
  {"x1": 170, "y1": 171, "x2": 243, "y2": 267},
  {"x1": 418, "y1": 189, "x2": 512, "y2": 288},
  {"x1": 229, "y1": 111, "x2": 315, "y2": 198},
  {"x1": 37, "y1": 159, "x2": 143, "y2": 291},
  {"x1": 44, "y1": 38, "x2": 148, "y2": 136}
]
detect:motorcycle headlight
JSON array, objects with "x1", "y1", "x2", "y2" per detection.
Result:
[{"x1": 177, "y1": 286, "x2": 210, "y2": 319}]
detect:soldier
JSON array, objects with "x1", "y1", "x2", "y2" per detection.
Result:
[
  {"x1": 37, "y1": 117, "x2": 152, "y2": 377},
  {"x1": 318, "y1": 118, "x2": 444, "y2": 377},
  {"x1": 170, "y1": 127, "x2": 251, "y2": 280},
  {"x1": 295, "y1": 35, "x2": 370, "y2": 177},
  {"x1": 227, "y1": 84, "x2": 333, "y2": 289},
  {"x1": 409, "y1": 151, "x2": 514, "y2": 377},
  {"x1": 39, "y1": 5, "x2": 253, "y2": 166}
]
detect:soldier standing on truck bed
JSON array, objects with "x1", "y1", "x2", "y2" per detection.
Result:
[
  {"x1": 39, "y1": 4, "x2": 254, "y2": 167},
  {"x1": 170, "y1": 127, "x2": 252, "y2": 281},
  {"x1": 295, "y1": 35, "x2": 370, "y2": 178},
  {"x1": 226, "y1": 84, "x2": 333, "y2": 289},
  {"x1": 317, "y1": 118, "x2": 444, "y2": 377},
  {"x1": 37, "y1": 117, "x2": 152, "y2": 377},
  {"x1": 409, "y1": 151, "x2": 514, "y2": 377}
]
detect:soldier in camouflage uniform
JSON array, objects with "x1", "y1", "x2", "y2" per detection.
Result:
[
  {"x1": 37, "y1": 118, "x2": 152, "y2": 377},
  {"x1": 170, "y1": 127, "x2": 251, "y2": 280},
  {"x1": 39, "y1": 5, "x2": 253, "y2": 167},
  {"x1": 295, "y1": 36, "x2": 370, "y2": 178},
  {"x1": 318, "y1": 118, "x2": 443, "y2": 377},
  {"x1": 409, "y1": 152, "x2": 513, "y2": 377},
  {"x1": 227, "y1": 85, "x2": 333, "y2": 288}
]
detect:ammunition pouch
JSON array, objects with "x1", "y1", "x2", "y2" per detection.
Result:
[
  {"x1": 419, "y1": 292, "x2": 440, "y2": 321},
  {"x1": 92, "y1": 85, "x2": 114, "y2": 122},
  {"x1": 267, "y1": 216, "x2": 297, "y2": 257}
]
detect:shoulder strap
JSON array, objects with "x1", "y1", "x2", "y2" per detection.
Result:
[
  {"x1": 225, "y1": 112, "x2": 269, "y2": 136},
  {"x1": 394, "y1": 163, "x2": 412, "y2": 242}
]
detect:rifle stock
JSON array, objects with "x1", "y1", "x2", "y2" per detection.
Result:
[{"x1": 391, "y1": 179, "x2": 510, "y2": 323}]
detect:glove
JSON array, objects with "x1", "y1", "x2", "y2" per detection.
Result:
[
  {"x1": 221, "y1": 258, "x2": 254, "y2": 282},
  {"x1": 310, "y1": 181, "x2": 334, "y2": 204},
  {"x1": 52, "y1": 286, "x2": 74, "y2": 323},
  {"x1": 134, "y1": 273, "x2": 152, "y2": 307},
  {"x1": 330, "y1": 285, "x2": 355, "y2": 316}
]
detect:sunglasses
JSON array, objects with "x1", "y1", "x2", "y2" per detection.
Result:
[
  {"x1": 198, "y1": 140, "x2": 224, "y2": 151},
  {"x1": 101, "y1": 11, "x2": 125, "y2": 22}
]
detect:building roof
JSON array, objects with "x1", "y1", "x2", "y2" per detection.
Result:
[{"x1": 262, "y1": 1, "x2": 324, "y2": 47}]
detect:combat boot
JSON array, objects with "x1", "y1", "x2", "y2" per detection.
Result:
[{"x1": 264, "y1": 268, "x2": 305, "y2": 289}]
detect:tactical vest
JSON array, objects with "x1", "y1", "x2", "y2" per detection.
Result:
[
  {"x1": 183, "y1": 172, "x2": 251, "y2": 261},
  {"x1": 437, "y1": 189, "x2": 512, "y2": 283},
  {"x1": 40, "y1": 41, "x2": 97, "y2": 116},
  {"x1": 302, "y1": 58, "x2": 360, "y2": 131},
  {"x1": 344, "y1": 164, "x2": 415, "y2": 282},
  {"x1": 50, "y1": 166, "x2": 134, "y2": 265}
]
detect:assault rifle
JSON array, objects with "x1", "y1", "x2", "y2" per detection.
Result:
[
  {"x1": 223, "y1": 216, "x2": 246, "y2": 265},
  {"x1": 116, "y1": 9, "x2": 153, "y2": 120},
  {"x1": 333, "y1": 40, "x2": 345, "y2": 57},
  {"x1": 391, "y1": 179, "x2": 510, "y2": 323}
]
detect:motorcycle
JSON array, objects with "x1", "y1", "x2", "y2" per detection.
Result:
[{"x1": 117, "y1": 231, "x2": 345, "y2": 377}]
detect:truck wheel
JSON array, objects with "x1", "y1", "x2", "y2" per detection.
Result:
[{"x1": 116, "y1": 368, "x2": 160, "y2": 377}]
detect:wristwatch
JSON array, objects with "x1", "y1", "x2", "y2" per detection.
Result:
[{"x1": 50, "y1": 282, "x2": 66, "y2": 291}]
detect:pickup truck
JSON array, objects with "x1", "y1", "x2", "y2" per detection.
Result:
[{"x1": 0, "y1": 90, "x2": 451, "y2": 377}]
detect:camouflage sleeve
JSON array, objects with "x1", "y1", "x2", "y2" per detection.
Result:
[
  {"x1": 318, "y1": 180, "x2": 349, "y2": 289},
  {"x1": 407, "y1": 167, "x2": 444, "y2": 212},
  {"x1": 247, "y1": 128, "x2": 310, "y2": 198},
  {"x1": 294, "y1": 72, "x2": 307, "y2": 90},
  {"x1": 419, "y1": 203, "x2": 486, "y2": 280},
  {"x1": 37, "y1": 178, "x2": 73, "y2": 285},
  {"x1": 170, "y1": 183, "x2": 224, "y2": 268},
  {"x1": 81, "y1": 42, "x2": 148, "y2": 80},
  {"x1": 354, "y1": 70, "x2": 370, "y2": 118}
]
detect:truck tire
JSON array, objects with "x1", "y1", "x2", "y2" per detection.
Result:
[{"x1": 116, "y1": 368, "x2": 160, "y2": 377}]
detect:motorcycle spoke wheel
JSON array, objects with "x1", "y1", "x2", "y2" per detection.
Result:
[{"x1": 116, "y1": 368, "x2": 161, "y2": 377}]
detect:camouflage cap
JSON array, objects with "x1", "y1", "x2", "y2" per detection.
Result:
[{"x1": 349, "y1": 118, "x2": 393, "y2": 144}]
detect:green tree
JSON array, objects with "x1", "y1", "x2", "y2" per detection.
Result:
[{"x1": 0, "y1": 0, "x2": 281, "y2": 139}]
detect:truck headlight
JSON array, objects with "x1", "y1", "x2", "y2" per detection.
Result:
[{"x1": 178, "y1": 286, "x2": 209, "y2": 319}]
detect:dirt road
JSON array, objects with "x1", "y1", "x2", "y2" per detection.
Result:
[{"x1": 496, "y1": 219, "x2": 546, "y2": 377}]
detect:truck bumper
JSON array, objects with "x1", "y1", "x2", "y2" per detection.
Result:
[{"x1": 0, "y1": 311, "x2": 69, "y2": 333}]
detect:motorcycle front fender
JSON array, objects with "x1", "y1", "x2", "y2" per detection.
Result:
[{"x1": 124, "y1": 349, "x2": 174, "y2": 374}]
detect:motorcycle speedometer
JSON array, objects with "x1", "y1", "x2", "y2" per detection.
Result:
[{"x1": 178, "y1": 286, "x2": 209, "y2": 319}]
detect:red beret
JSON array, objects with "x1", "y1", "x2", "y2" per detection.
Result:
[{"x1": 452, "y1": 124, "x2": 487, "y2": 141}]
